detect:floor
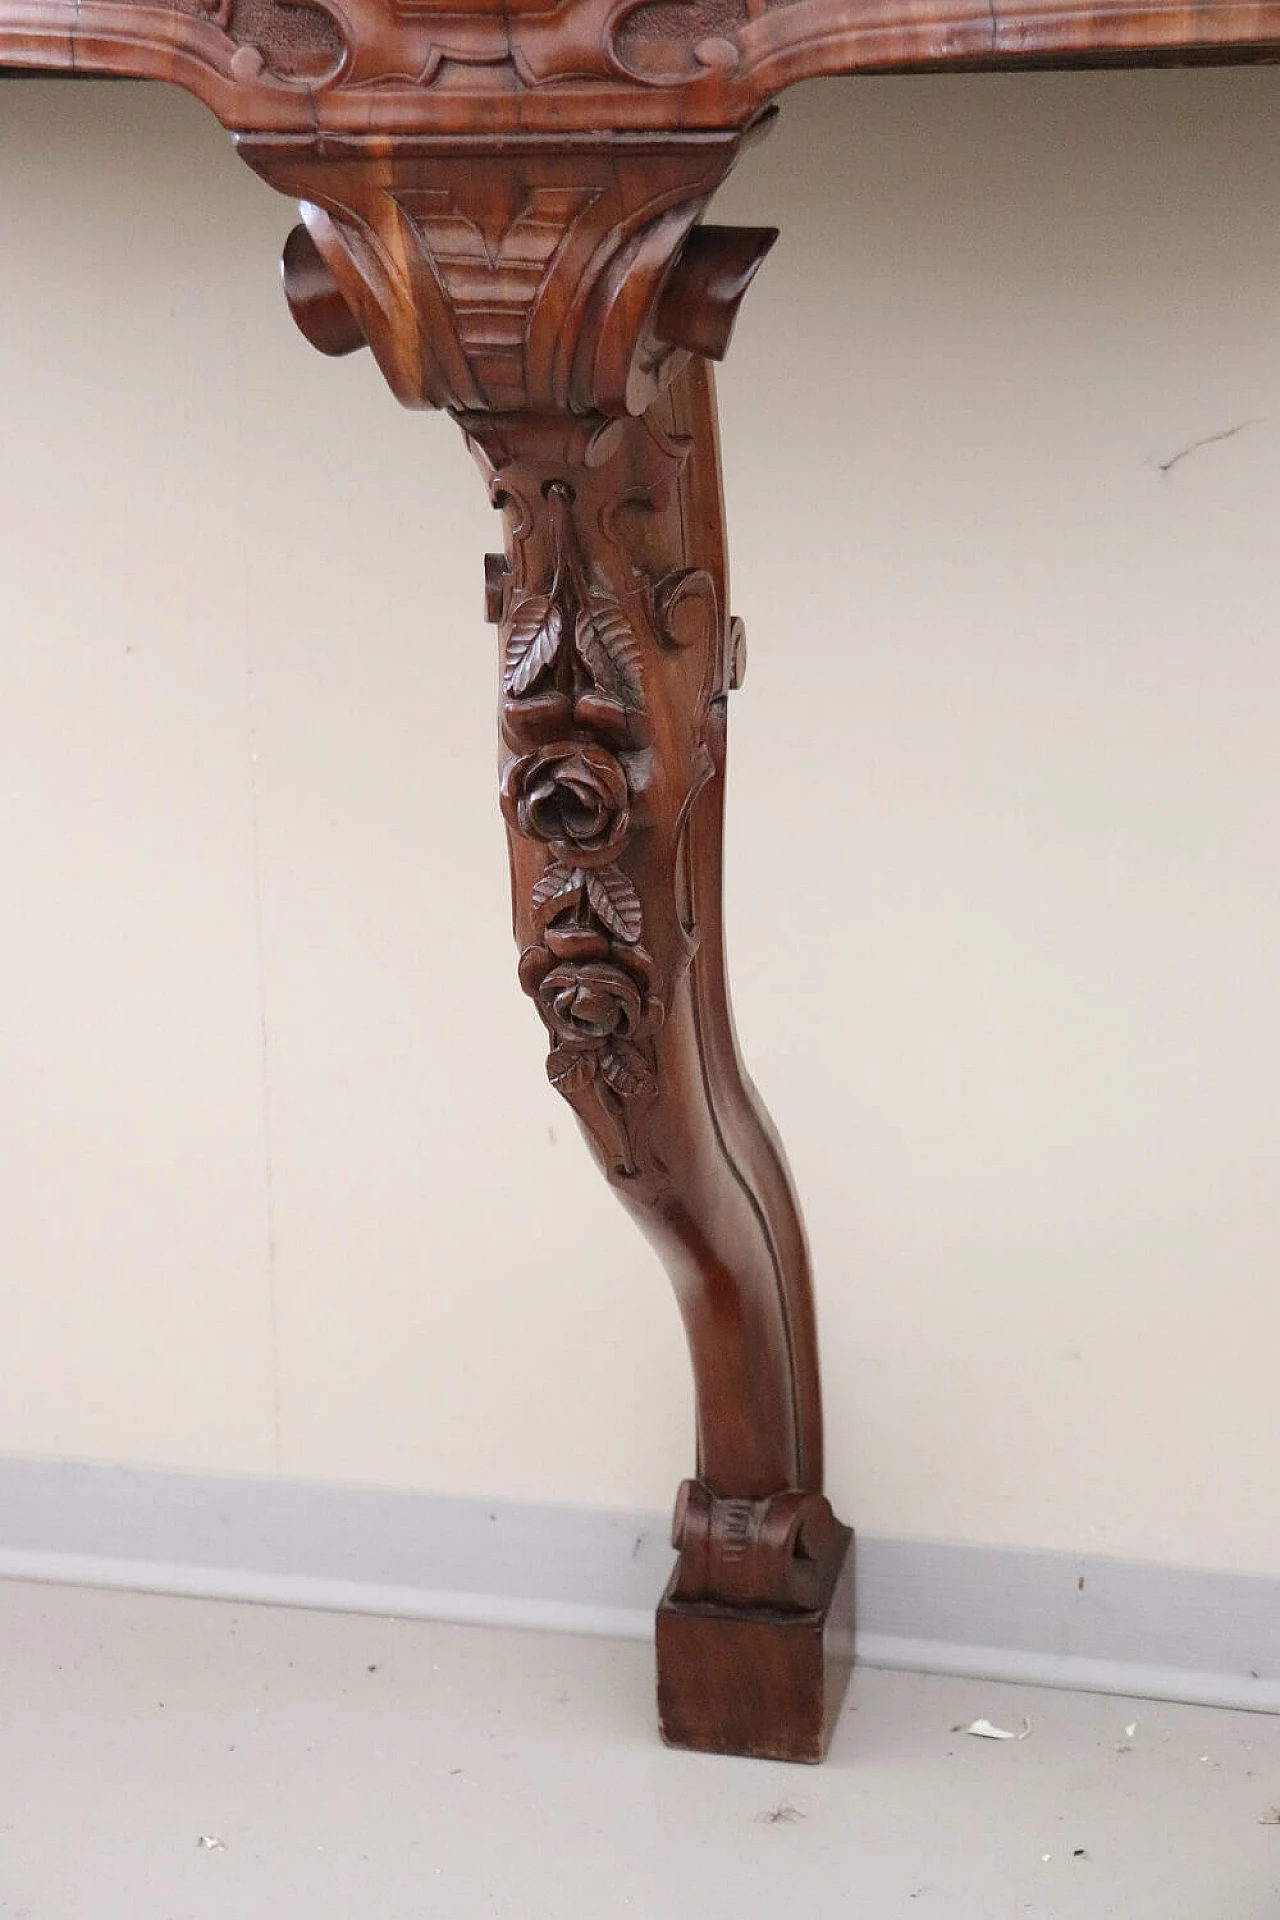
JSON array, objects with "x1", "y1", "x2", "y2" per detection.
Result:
[{"x1": 1, "y1": 1580, "x2": 1277, "y2": 1918}]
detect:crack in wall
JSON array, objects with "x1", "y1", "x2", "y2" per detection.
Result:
[{"x1": 1156, "y1": 417, "x2": 1263, "y2": 478}]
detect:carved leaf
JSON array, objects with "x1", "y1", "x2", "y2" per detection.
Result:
[
  {"x1": 548, "y1": 1047, "x2": 597, "y2": 1092},
  {"x1": 601, "y1": 1038, "x2": 656, "y2": 1099},
  {"x1": 531, "y1": 861, "x2": 581, "y2": 915},
  {"x1": 586, "y1": 865, "x2": 643, "y2": 944},
  {"x1": 574, "y1": 600, "x2": 643, "y2": 706},
  {"x1": 504, "y1": 595, "x2": 563, "y2": 697}
]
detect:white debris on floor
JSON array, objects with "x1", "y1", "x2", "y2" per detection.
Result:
[
  {"x1": 1, "y1": 1578, "x2": 1278, "y2": 1919},
  {"x1": 961, "y1": 1715, "x2": 1033, "y2": 1741}
]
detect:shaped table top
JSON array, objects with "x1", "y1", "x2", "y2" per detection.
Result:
[{"x1": 2, "y1": 0, "x2": 1278, "y2": 140}]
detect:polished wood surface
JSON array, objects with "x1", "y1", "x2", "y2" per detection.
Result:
[
  {"x1": 2, "y1": 0, "x2": 1279, "y2": 134},
  {"x1": 1, "y1": 0, "x2": 1266, "y2": 1763}
]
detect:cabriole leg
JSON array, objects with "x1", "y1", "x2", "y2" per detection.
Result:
[{"x1": 465, "y1": 363, "x2": 853, "y2": 1763}]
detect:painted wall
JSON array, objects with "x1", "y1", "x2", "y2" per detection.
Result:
[{"x1": 2, "y1": 70, "x2": 1278, "y2": 1574}]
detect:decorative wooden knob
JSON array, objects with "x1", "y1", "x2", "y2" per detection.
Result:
[
  {"x1": 280, "y1": 223, "x2": 367, "y2": 358},
  {"x1": 728, "y1": 616, "x2": 748, "y2": 689}
]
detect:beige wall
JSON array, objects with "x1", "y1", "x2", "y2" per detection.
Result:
[{"x1": 2, "y1": 70, "x2": 1279, "y2": 1573}]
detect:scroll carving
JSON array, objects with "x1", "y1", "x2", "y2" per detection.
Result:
[
  {"x1": 670, "y1": 1479, "x2": 845, "y2": 1610},
  {"x1": 242, "y1": 136, "x2": 758, "y2": 416},
  {"x1": 185, "y1": 0, "x2": 344, "y2": 79}
]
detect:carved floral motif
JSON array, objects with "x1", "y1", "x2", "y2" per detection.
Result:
[
  {"x1": 502, "y1": 742, "x2": 630, "y2": 867},
  {"x1": 541, "y1": 963, "x2": 657, "y2": 1100},
  {"x1": 540, "y1": 961, "x2": 645, "y2": 1046},
  {"x1": 496, "y1": 472, "x2": 661, "y2": 1156}
]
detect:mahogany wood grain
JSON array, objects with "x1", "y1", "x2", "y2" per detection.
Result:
[
  {"x1": 3, "y1": 0, "x2": 1279, "y2": 133},
  {"x1": 1, "y1": 0, "x2": 1265, "y2": 1762}
]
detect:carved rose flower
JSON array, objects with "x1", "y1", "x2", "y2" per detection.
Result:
[
  {"x1": 538, "y1": 963, "x2": 644, "y2": 1050},
  {"x1": 504, "y1": 743, "x2": 629, "y2": 868}
]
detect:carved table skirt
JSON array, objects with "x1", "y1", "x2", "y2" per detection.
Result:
[{"x1": 2, "y1": 0, "x2": 1276, "y2": 1763}]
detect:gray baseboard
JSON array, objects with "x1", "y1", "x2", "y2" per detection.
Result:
[{"x1": 0, "y1": 1455, "x2": 1277, "y2": 1714}]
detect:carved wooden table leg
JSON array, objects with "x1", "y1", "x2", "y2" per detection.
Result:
[
  {"x1": 246, "y1": 127, "x2": 853, "y2": 1763},
  {"x1": 470, "y1": 368, "x2": 854, "y2": 1762}
]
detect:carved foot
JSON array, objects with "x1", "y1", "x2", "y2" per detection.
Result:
[{"x1": 658, "y1": 1495, "x2": 854, "y2": 1762}]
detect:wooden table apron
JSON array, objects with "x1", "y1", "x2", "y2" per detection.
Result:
[{"x1": 2, "y1": 0, "x2": 1274, "y2": 1763}]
